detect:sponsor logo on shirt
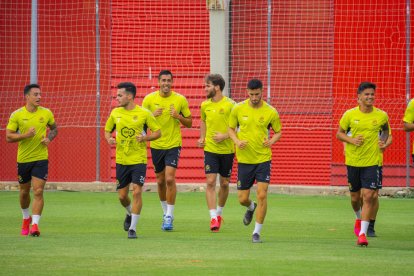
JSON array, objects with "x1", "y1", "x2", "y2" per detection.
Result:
[{"x1": 121, "y1": 127, "x2": 136, "y2": 138}]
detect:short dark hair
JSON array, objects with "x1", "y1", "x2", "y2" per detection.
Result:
[
  {"x1": 247, "y1": 79, "x2": 263, "y2": 90},
  {"x1": 24, "y1": 84, "x2": 40, "y2": 95},
  {"x1": 158, "y1": 70, "x2": 173, "y2": 80},
  {"x1": 205, "y1": 74, "x2": 225, "y2": 91},
  {"x1": 117, "y1": 82, "x2": 136, "y2": 98},
  {"x1": 357, "y1": 81, "x2": 376, "y2": 94}
]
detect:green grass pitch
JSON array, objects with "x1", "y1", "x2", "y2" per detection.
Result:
[{"x1": 0, "y1": 191, "x2": 413, "y2": 275}]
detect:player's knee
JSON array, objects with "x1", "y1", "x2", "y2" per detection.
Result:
[
  {"x1": 32, "y1": 188, "x2": 44, "y2": 198},
  {"x1": 350, "y1": 193, "x2": 361, "y2": 205},
  {"x1": 206, "y1": 178, "x2": 216, "y2": 187},
  {"x1": 220, "y1": 183, "x2": 229, "y2": 191},
  {"x1": 237, "y1": 194, "x2": 249, "y2": 205},
  {"x1": 118, "y1": 193, "x2": 128, "y2": 202},
  {"x1": 132, "y1": 186, "x2": 142, "y2": 197},
  {"x1": 20, "y1": 189, "x2": 30, "y2": 197},
  {"x1": 363, "y1": 193, "x2": 375, "y2": 204},
  {"x1": 156, "y1": 175, "x2": 166, "y2": 185},
  {"x1": 256, "y1": 191, "x2": 267, "y2": 202},
  {"x1": 351, "y1": 197, "x2": 360, "y2": 206},
  {"x1": 165, "y1": 176, "x2": 175, "y2": 186},
  {"x1": 219, "y1": 179, "x2": 229, "y2": 189}
]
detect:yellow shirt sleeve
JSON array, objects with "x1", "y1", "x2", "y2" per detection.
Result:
[{"x1": 403, "y1": 99, "x2": 414, "y2": 123}]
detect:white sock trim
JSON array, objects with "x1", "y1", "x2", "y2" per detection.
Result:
[
  {"x1": 253, "y1": 222, "x2": 263, "y2": 235},
  {"x1": 161, "y1": 201, "x2": 167, "y2": 215},
  {"x1": 248, "y1": 201, "x2": 256, "y2": 211},
  {"x1": 22, "y1": 208, "x2": 30, "y2": 219},
  {"x1": 125, "y1": 204, "x2": 132, "y2": 215},
  {"x1": 130, "y1": 214, "x2": 140, "y2": 231},
  {"x1": 166, "y1": 204, "x2": 174, "y2": 217},
  {"x1": 209, "y1": 209, "x2": 217, "y2": 219},
  {"x1": 32, "y1": 215, "x2": 41, "y2": 225}
]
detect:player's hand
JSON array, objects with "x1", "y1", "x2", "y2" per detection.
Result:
[
  {"x1": 24, "y1": 127, "x2": 36, "y2": 138},
  {"x1": 136, "y1": 134, "x2": 146, "y2": 143},
  {"x1": 263, "y1": 139, "x2": 274, "y2": 148},
  {"x1": 352, "y1": 135, "x2": 364, "y2": 146},
  {"x1": 212, "y1": 132, "x2": 227, "y2": 143},
  {"x1": 197, "y1": 137, "x2": 205, "y2": 148},
  {"x1": 170, "y1": 104, "x2": 179, "y2": 119},
  {"x1": 153, "y1": 108, "x2": 164, "y2": 117},
  {"x1": 237, "y1": 140, "x2": 248, "y2": 149},
  {"x1": 107, "y1": 137, "x2": 116, "y2": 145},
  {"x1": 378, "y1": 140, "x2": 387, "y2": 152},
  {"x1": 40, "y1": 136, "x2": 51, "y2": 147}
]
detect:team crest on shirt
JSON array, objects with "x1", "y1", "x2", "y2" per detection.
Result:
[
  {"x1": 121, "y1": 127, "x2": 136, "y2": 138},
  {"x1": 372, "y1": 120, "x2": 378, "y2": 126},
  {"x1": 354, "y1": 120, "x2": 359, "y2": 124},
  {"x1": 259, "y1": 116, "x2": 265, "y2": 123},
  {"x1": 133, "y1": 116, "x2": 138, "y2": 121},
  {"x1": 39, "y1": 117, "x2": 44, "y2": 123},
  {"x1": 219, "y1": 108, "x2": 224, "y2": 114},
  {"x1": 242, "y1": 115, "x2": 248, "y2": 121}
]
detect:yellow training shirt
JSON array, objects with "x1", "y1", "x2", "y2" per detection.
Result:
[
  {"x1": 229, "y1": 99, "x2": 281, "y2": 164},
  {"x1": 201, "y1": 96, "x2": 236, "y2": 154},
  {"x1": 105, "y1": 105, "x2": 160, "y2": 165},
  {"x1": 339, "y1": 106, "x2": 389, "y2": 167},
  {"x1": 142, "y1": 90, "x2": 191, "y2": 149},
  {"x1": 403, "y1": 98, "x2": 414, "y2": 153},
  {"x1": 6, "y1": 106, "x2": 55, "y2": 163}
]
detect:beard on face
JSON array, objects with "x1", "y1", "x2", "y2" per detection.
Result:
[{"x1": 207, "y1": 90, "x2": 216, "y2": 99}]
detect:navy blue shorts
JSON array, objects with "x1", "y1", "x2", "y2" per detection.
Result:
[
  {"x1": 236, "y1": 161, "x2": 271, "y2": 190},
  {"x1": 204, "y1": 151, "x2": 234, "y2": 177},
  {"x1": 17, "y1": 160, "x2": 49, "y2": 184},
  {"x1": 347, "y1": 165, "x2": 379, "y2": 192},
  {"x1": 116, "y1": 163, "x2": 147, "y2": 190},
  {"x1": 377, "y1": 166, "x2": 383, "y2": 189},
  {"x1": 150, "y1": 147, "x2": 181, "y2": 173}
]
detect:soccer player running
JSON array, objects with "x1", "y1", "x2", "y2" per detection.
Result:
[
  {"x1": 336, "y1": 81, "x2": 390, "y2": 246},
  {"x1": 342, "y1": 121, "x2": 392, "y2": 238},
  {"x1": 197, "y1": 74, "x2": 236, "y2": 232},
  {"x1": 6, "y1": 84, "x2": 58, "y2": 237},
  {"x1": 142, "y1": 70, "x2": 192, "y2": 231},
  {"x1": 228, "y1": 79, "x2": 282, "y2": 243},
  {"x1": 105, "y1": 82, "x2": 161, "y2": 239},
  {"x1": 403, "y1": 98, "x2": 414, "y2": 160}
]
